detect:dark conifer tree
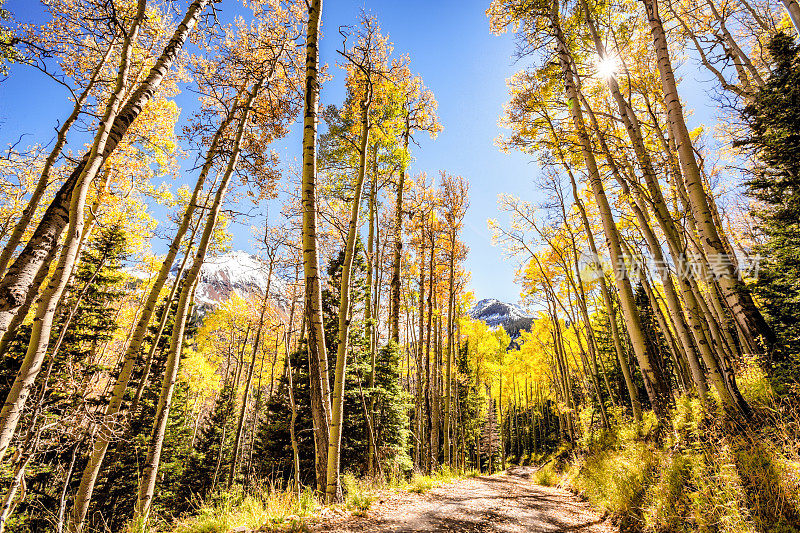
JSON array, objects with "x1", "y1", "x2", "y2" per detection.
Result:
[
  {"x1": 253, "y1": 244, "x2": 410, "y2": 483},
  {"x1": 93, "y1": 279, "x2": 195, "y2": 527},
  {"x1": 0, "y1": 226, "x2": 129, "y2": 531},
  {"x1": 739, "y1": 32, "x2": 800, "y2": 388},
  {"x1": 455, "y1": 341, "x2": 485, "y2": 470},
  {"x1": 634, "y1": 283, "x2": 675, "y2": 394},
  {"x1": 253, "y1": 346, "x2": 315, "y2": 485},
  {"x1": 368, "y1": 342, "x2": 411, "y2": 477},
  {"x1": 322, "y1": 244, "x2": 370, "y2": 474},
  {"x1": 178, "y1": 382, "x2": 238, "y2": 502}
]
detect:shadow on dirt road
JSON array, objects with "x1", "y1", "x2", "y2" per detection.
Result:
[{"x1": 315, "y1": 466, "x2": 614, "y2": 532}]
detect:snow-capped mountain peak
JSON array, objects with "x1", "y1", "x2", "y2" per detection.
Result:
[
  {"x1": 470, "y1": 298, "x2": 531, "y2": 328},
  {"x1": 171, "y1": 250, "x2": 284, "y2": 307},
  {"x1": 469, "y1": 298, "x2": 534, "y2": 340}
]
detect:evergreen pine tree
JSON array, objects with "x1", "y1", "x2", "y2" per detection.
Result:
[
  {"x1": 634, "y1": 283, "x2": 675, "y2": 394},
  {"x1": 369, "y1": 342, "x2": 411, "y2": 477},
  {"x1": 322, "y1": 244, "x2": 370, "y2": 474},
  {"x1": 252, "y1": 346, "x2": 316, "y2": 485},
  {"x1": 178, "y1": 382, "x2": 239, "y2": 502},
  {"x1": 0, "y1": 226, "x2": 129, "y2": 532},
  {"x1": 455, "y1": 340, "x2": 486, "y2": 470},
  {"x1": 251, "y1": 243, "x2": 413, "y2": 483},
  {"x1": 739, "y1": 31, "x2": 800, "y2": 387},
  {"x1": 92, "y1": 280, "x2": 195, "y2": 527},
  {"x1": 591, "y1": 311, "x2": 626, "y2": 412}
]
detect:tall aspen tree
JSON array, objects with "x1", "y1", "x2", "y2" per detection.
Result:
[
  {"x1": 326, "y1": 15, "x2": 386, "y2": 502},
  {"x1": 299, "y1": 0, "x2": 332, "y2": 496},
  {"x1": 0, "y1": 0, "x2": 149, "y2": 463},
  {"x1": 640, "y1": 0, "x2": 773, "y2": 352}
]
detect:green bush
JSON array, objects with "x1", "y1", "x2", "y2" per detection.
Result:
[
  {"x1": 531, "y1": 462, "x2": 558, "y2": 486},
  {"x1": 342, "y1": 473, "x2": 375, "y2": 516}
]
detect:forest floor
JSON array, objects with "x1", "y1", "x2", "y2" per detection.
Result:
[{"x1": 312, "y1": 466, "x2": 615, "y2": 533}]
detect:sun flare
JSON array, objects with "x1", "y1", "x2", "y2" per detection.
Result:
[{"x1": 595, "y1": 54, "x2": 618, "y2": 79}]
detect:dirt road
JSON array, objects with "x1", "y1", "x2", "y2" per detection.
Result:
[{"x1": 315, "y1": 467, "x2": 615, "y2": 532}]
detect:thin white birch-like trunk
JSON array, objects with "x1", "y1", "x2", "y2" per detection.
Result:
[
  {"x1": 0, "y1": 42, "x2": 115, "y2": 277},
  {"x1": 68, "y1": 89, "x2": 232, "y2": 533},
  {"x1": 551, "y1": 0, "x2": 670, "y2": 420},
  {"x1": 389, "y1": 126, "x2": 410, "y2": 342},
  {"x1": 641, "y1": 0, "x2": 773, "y2": 352},
  {"x1": 0, "y1": 1, "x2": 147, "y2": 464},
  {"x1": 0, "y1": 0, "x2": 210, "y2": 344},
  {"x1": 134, "y1": 79, "x2": 262, "y2": 522},
  {"x1": 365, "y1": 158, "x2": 377, "y2": 475},
  {"x1": 782, "y1": 0, "x2": 800, "y2": 35},
  {"x1": 326, "y1": 88, "x2": 371, "y2": 503},
  {"x1": 300, "y1": 0, "x2": 331, "y2": 496},
  {"x1": 129, "y1": 217, "x2": 203, "y2": 419},
  {"x1": 229, "y1": 260, "x2": 273, "y2": 488}
]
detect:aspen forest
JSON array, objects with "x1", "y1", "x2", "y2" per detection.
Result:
[{"x1": 0, "y1": 0, "x2": 799, "y2": 532}]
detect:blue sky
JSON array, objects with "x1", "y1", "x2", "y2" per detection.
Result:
[{"x1": 0, "y1": 0, "x2": 721, "y2": 306}]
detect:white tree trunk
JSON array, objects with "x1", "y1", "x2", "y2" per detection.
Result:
[
  {"x1": 326, "y1": 89, "x2": 371, "y2": 503},
  {"x1": 0, "y1": 0, "x2": 147, "y2": 463},
  {"x1": 134, "y1": 78, "x2": 262, "y2": 523},
  {"x1": 300, "y1": 0, "x2": 331, "y2": 497},
  {"x1": 782, "y1": 0, "x2": 800, "y2": 35}
]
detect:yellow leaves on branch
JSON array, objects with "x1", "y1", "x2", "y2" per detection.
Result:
[
  {"x1": 105, "y1": 96, "x2": 182, "y2": 186},
  {"x1": 188, "y1": 1, "x2": 305, "y2": 202},
  {"x1": 194, "y1": 292, "x2": 287, "y2": 407},
  {"x1": 180, "y1": 347, "x2": 222, "y2": 414}
]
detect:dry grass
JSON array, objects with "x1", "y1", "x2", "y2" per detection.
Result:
[
  {"x1": 155, "y1": 468, "x2": 474, "y2": 532},
  {"x1": 559, "y1": 365, "x2": 800, "y2": 533},
  {"x1": 531, "y1": 462, "x2": 558, "y2": 486},
  {"x1": 342, "y1": 473, "x2": 376, "y2": 516},
  {"x1": 408, "y1": 465, "x2": 465, "y2": 494},
  {"x1": 160, "y1": 484, "x2": 318, "y2": 533}
]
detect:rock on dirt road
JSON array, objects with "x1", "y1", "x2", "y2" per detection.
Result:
[{"x1": 315, "y1": 466, "x2": 615, "y2": 532}]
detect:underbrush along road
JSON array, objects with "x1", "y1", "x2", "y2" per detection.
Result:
[{"x1": 316, "y1": 466, "x2": 614, "y2": 532}]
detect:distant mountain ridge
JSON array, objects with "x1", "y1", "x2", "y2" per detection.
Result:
[
  {"x1": 159, "y1": 250, "x2": 286, "y2": 309},
  {"x1": 469, "y1": 298, "x2": 534, "y2": 340}
]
